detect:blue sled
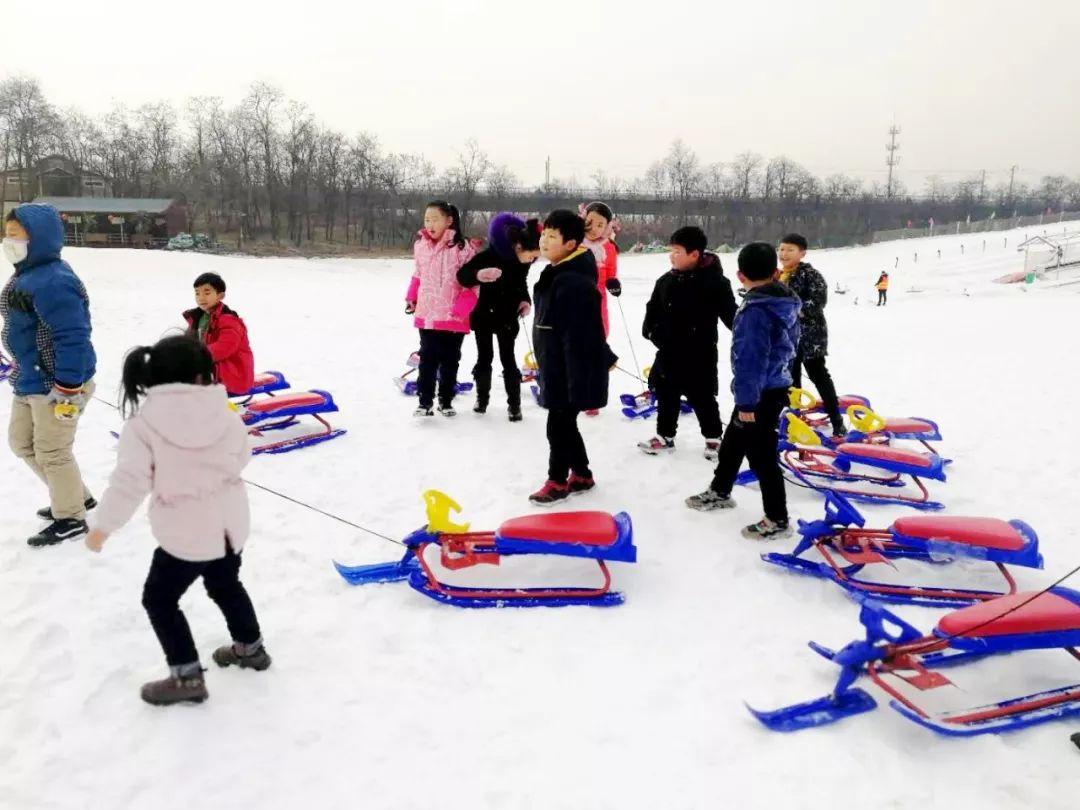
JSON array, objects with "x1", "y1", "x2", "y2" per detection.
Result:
[
  {"x1": 334, "y1": 494, "x2": 637, "y2": 608},
  {"x1": 748, "y1": 589, "x2": 1080, "y2": 737}
]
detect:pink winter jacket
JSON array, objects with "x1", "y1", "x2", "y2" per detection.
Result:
[
  {"x1": 405, "y1": 228, "x2": 478, "y2": 334},
  {"x1": 92, "y1": 384, "x2": 252, "y2": 562}
]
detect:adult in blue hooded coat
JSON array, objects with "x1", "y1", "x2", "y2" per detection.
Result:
[{"x1": 2, "y1": 204, "x2": 97, "y2": 546}]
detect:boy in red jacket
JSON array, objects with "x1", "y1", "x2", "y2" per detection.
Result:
[{"x1": 182, "y1": 273, "x2": 255, "y2": 396}]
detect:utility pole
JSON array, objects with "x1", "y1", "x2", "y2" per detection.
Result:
[
  {"x1": 885, "y1": 125, "x2": 901, "y2": 199},
  {"x1": 544, "y1": 156, "x2": 550, "y2": 189},
  {"x1": 979, "y1": 169, "x2": 986, "y2": 202},
  {"x1": 1008, "y1": 164, "x2": 1019, "y2": 202}
]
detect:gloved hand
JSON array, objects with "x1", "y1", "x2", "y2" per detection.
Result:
[
  {"x1": 47, "y1": 384, "x2": 87, "y2": 422},
  {"x1": 476, "y1": 267, "x2": 502, "y2": 283},
  {"x1": 605, "y1": 278, "x2": 622, "y2": 297},
  {"x1": 517, "y1": 301, "x2": 531, "y2": 317},
  {"x1": 405, "y1": 301, "x2": 416, "y2": 314}
]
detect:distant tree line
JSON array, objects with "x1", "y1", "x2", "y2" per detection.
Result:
[{"x1": 2, "y1": 75, "x2": 1077, "y2": 250}]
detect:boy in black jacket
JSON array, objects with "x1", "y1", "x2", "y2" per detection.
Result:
[
  {"x1": 529, "y1": 210, "x2": 616, "y2": 506},
  {"x1": 457, "y1": 213, "x2": 541, "y2": 421},
  {"x1": 779, "y1": 233, "x2": 845, "y2": 437},
  {"x1": 639, "y1": 226, "x2": 737, "y2": 460}
]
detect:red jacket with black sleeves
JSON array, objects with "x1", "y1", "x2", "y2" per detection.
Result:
[{"x1": 182, "y1": 303, "x2": 255, "y2": 395}]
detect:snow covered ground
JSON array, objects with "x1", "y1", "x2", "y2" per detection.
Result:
[{"x1": 2, "y1": 223, "x2": 1079, "y2": 810}]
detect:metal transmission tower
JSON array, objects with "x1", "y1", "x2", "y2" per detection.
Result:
[{"x1": 885, "y1": 125, "x2": 901, "y2": 199}]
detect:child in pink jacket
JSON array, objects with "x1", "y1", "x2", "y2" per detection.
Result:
[
  {"x1": 405, "y1": 200, "x2": 478, "y2": 418},
  {"x1": 86, "y1": 335, "x2": 269, "y2": 707}
]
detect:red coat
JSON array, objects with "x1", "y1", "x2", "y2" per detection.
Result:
[
  {"x1": 585, "y1": 239, "x2": 619, "y2": 335},
  {"x1": 182, "y1": 303, "x2": 255, "y2": 395}
]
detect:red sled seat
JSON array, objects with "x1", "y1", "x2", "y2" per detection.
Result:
[
  {"x1": 246, "y1": 391, "x2": 329, "y2": 414},
  {"x1": 937, "y1": 588, "x2": 1080, "y2": 639},
  {"x1": 495, "y1": 512, "x2": 636, "y2": 563},
  {"x1": 498, "y1": 512, "x2": 618, "y2": 547},
  {"x1": 883, "y1": 418, "x2": 935, "y2": 435},
  {"x1": 892, "y1": 516, "x2": 1026, "y2": 552},
  {"x1": 837, "y1": 443, "x2": 934, "y2": 468}
]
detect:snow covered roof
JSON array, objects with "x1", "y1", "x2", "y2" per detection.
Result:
[{"x1": 31, "y1": 197, "x2": 178, "y2": 214}]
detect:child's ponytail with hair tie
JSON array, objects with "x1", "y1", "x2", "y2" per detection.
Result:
[{"x1": 120, "y1": 344, "x2": 155, "y2": 417}]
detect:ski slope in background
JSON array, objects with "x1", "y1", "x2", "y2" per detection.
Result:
[{"x1": 2, "y1": 223, "x2": 1079, "y2": 810}]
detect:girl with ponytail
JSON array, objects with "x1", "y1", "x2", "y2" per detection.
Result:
[
  {"x1": 457, "y1": 213, "x2": 541, "y2": 421},
  {"x1": 404, "y1": 200, "x2": 479, "y2": 417},
  {"x1": 87, "y1": 335, "x2": 270, "y2": 706}
]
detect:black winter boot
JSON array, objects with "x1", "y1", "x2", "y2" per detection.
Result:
[{"x1": 473, "y1": 367, "x2": 492, "y2": 414}]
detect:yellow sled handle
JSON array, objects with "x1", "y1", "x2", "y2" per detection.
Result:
[
  {"x1": 423, "y1": 490, "x2": 471, "y2": 535},
  {"x1": 523, "y1": 351, "x2": 538, "y2": 370},
  {"x1": 847, "y1": 405, "x2": 887, "y2": 434},
  {"x1": 784, "y1": 413, "x2": 822, "y2": 447},
  {"x1": 789, "y1": 388, "x2": 818, "y2": 410}
]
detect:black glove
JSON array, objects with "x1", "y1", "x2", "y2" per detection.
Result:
[{"x1": 605, "y1": 278, "x2": 622, "y2": 297}]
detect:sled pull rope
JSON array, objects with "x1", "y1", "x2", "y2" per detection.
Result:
[
  {"x1": 615, "y1": 297, "x2": 644, "y2": 383},
  {"x1": 93, "y1": 393, "x2": 406, "y2": 548}
]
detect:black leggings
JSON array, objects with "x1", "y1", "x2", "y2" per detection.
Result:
[
  {"x1": 142, "y1": 543, "x2": 262, "y2": 667},
  {"x1": 546, "y1": 408, "x2": 591, "y2": 484},
  {"x1": 417, "y1": 329, "x2": 467, "y2": 409},
  {"x1": 877, "y1": 290, "x2": 887, "y2": 305},
  {"x1": 792, "y1": 354, "x2": 843, "y2": 430},
  {"x1": 473, "y1": 324, "x2": 521, "y2": 406}
]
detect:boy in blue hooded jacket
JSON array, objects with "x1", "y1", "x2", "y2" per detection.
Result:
[
  {"x1": 2, "y1": 204, "x2": 97, "y2": 547},
  {"x1": 686, "y1": 241, "x2": 800, "y2": 540}
]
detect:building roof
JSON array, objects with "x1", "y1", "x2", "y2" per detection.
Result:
[{"x1": 31, "y1": 197, "x2": 178, "y2": 214}]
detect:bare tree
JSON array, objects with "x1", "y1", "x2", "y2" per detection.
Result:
[
  {"x1": 244, "y1": 82, "x2": 283, "y2": 240},
  {"x1": 730, "y1": 151, "x2": 763, "y2": 199},
  {"x1": 485, "y1": 163, "x2": 519, "y2": 199},
  {"x1": 442, "y1": 138, "x2": 490, "y2": 220},
  {"x1": 0, "y1": 76, "x2": 58, "y2": 200}
]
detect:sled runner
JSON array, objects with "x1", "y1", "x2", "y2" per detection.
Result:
[
  {"x1": 394, "y1": 350, "x2": 474, "y2": 396},
  {"x1": 242, "y1": 390, "x2": 346, "y2": 455},
  {"x1": 737, "y1": 413, "x2": 948, "y2": 510},
  {"x1": 747, "y1": 589, "x2": 1080, "y2": 737},
  {"x1": 334, "y1": 490, "x2": 637, "y2": 608},
  {"x1": 619, "y1": 390, "x2": 694, "y2": 420},
  {"x1": 762, "y1": 491, "x2": 1043, "y2": 608},
  {"x1": 0, "y1": 352, "x2": 12, "y2": 382}
]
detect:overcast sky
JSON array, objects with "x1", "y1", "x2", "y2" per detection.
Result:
[{"x1": 6, "y1": 0, "x2": 1079, "y2": 191}]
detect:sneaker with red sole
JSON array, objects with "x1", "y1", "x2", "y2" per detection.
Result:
[
  {"x1": 567, "y1": 473, "x2": 595, "y2": 495},
  {"x1": 528, "y1": 480, "x2": 570, "y2": 506},
  {"x1": 584, "y1": 409, "x2": 600, "y2": 417}
]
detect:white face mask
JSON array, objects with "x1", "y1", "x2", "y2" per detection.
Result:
[{"x1": 2, "y1": 238, "x2": 29, "y2": 266}]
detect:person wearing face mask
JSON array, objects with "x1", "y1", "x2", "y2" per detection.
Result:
[{"x1": 2, "y1": 204, "x2": 97, "y2": 547}]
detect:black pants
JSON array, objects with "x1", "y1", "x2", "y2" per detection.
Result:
[
  {"x1": 710, "y1": 388, "x2": 789, "y2": 523},
  {"x1": 417, "y1": 329, "x2": 467, "y2": 409},
  {"x1": 791, "y1": 354, "x2": 844, "y2": 431},
  {"x1": 142, "y1": 543, "x2": 262, "y2": 667},
  {"x1": 546, "y1": 408, "x2": 591, "y2": 484},
  {"x1": 877, "y1": 290, "x2": 887, "y2": 305},
  {"x1": 655, "y1": 380, "x2": 723, "y2": 441},
  {"x1": 473, "y1": 324, "x2": 521, "y2": 408}
]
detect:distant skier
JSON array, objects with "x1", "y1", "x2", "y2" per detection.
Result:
[{"x1": 875, "y1": 271, "x2": 889, "y2": 306}]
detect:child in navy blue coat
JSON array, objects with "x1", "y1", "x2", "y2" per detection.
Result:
[{"x1": 686, "y1": 242, "x2": 800, "y2": 539}]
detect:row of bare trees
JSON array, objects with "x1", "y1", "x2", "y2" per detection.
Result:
[{"x1": 2, "y1": 74, "x2": 1076, "y2": 250}]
